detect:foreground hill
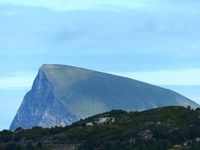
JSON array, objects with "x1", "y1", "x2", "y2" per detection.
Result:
[
  {"x1": 10, "y1": 64, "x2": 199, "y2": 130},
  {"x1": 2, "y1": 106, "x2": 200, "y2": 150}
]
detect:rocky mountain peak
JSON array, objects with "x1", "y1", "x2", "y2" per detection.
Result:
[{"x1": 10, "y1": 64, "x2": 199, "y2": 131}]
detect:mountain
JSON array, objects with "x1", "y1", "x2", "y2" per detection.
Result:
[
  {"x1": 10, "y1": 64, "x2": 199, "y2": 131},
  {"x1": 3, "y1": 106, "x2": 200, "y2": 150}
]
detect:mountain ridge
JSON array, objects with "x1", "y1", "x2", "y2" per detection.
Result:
[
  {"x1": 10, "y1": 64, "x2": 199, "y2": 131},
  {"x1": 3, "y1": 106, "x2": 200, "y2": 150}
]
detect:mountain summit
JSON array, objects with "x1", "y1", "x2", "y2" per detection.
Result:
[{"x1": 10, "y1": 64, "x2": 199, "y2": 130}]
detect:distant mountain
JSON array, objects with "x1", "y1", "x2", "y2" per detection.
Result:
[
  {"x1": 10, "y1": 64, "x2": 199, "y2": 130},
  {"x1": 3, "y1": 106, "x2": 200, "y2": 150}
]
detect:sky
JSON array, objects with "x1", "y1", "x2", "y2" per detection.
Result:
[{"x1": 0, "y1": 0, "x2": 200, "y2": 130}]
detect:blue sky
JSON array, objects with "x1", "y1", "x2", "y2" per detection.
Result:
[{"x1": 0, "y1": 0, "x2": 200, "y2": 130}]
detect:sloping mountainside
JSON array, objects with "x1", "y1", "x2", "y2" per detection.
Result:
[
  {"x1": 2, "y1": 106, "x2": 200, "y2": 150},
  {"x1": 10, "y1": 64, "x2": 199, "y2": 130}
]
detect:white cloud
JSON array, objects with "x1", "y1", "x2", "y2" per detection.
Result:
[
  {"x1": 0, "y1": 0, "x2": 199, "y2": 16},
  {"x1": 0, "y1": 73, "x2": 35, "y2": 89},
  {"x1": 0, "y1": 0, "x2": 184, "y2": 11},
  {"x1": 0, "y1": 0, "x2": 137, "y2": 11},
  {"x1": 113, "y1": 68, "x2": 200, "y2": 86}
]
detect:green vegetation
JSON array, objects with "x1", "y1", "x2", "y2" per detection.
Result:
[{"x1": 2, "y1": 106, "x2": 200, "y2": 150}]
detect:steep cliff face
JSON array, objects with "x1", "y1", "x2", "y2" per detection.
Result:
[
  {"x1": 10, "y1": 67, "x2": 80, "y2": 130},
  {"x1": 10, "y1": 64, "x2": 199, "y2": 130}
]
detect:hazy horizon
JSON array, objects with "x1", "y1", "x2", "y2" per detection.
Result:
[{"x1": 0, "y1": 0, "x2": 200, "y2": 130}]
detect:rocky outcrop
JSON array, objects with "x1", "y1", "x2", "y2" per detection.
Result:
[
  {"x1": 10, "y1": 67, "x2": 80, "y2": 130},
  {"x1": 10, "y1": 64, "x2": 199, "y2": 130},
  {"x1": 137, "y1": 130, "x2": 153, "y2": 140}
]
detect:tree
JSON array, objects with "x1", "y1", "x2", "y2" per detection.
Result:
[
  {"x1": 25, "y1": 142, "x2": 34, "y2": 150},
  {"x1": 5, "y1": 142, "x2": 16, "y2": 150},
  {"x1": 37, "y1": 142, "x2": 42, "y2": 148}
]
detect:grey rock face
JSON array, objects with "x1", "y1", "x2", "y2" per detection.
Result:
[
  {"x1": 10, "y1": 64, "x2": 199, "y2": 130},
  {"x1": 10, "y1": 68, "x2": 80, "y2": 130}
]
